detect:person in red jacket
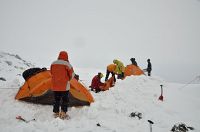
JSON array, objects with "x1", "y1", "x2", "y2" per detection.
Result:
[
  {"x1": 90, "y1": 72, "x2": 105, "y2": 93},
  {"x1": 50, "y1": 51, "x2": 75, "y2": 119}
]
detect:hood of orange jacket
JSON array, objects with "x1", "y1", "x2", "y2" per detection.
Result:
[{"x1": 58, "y1": 51, "x2": 68, "y2": 61}]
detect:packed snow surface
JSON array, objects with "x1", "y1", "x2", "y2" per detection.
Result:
[{"x1": 0, "y1": 52, "x2": 199, "y2": 132}]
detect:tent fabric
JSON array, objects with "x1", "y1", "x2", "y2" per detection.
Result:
[
  {"x1": 20, "y1": 90, "x2": 91, "y2": 106},
  {"x1": 100, "y1": 76, "x2": 115, "y2": 91},
  {"x1": 124, "y1": 64, "x2": 144, "y2": 76},
  {"x1": 70, "y1": 78, "x2": 94, "y2": 103},
  {"x1": 95, "y1": 64, "x2": 144, "y2": 91},
  {"x1": 15, "y1": 70, "x2": 52, "y2": 100},
  {"x1": 15, "y1": 70, "x2": 94, "y2": 106}
]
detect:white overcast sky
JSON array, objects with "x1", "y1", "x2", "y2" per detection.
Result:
[{"x1": 0, "y1": 0, "x2": 200, "y2": 83}]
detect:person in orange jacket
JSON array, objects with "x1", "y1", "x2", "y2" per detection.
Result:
[
  {"x1": 50, "y1": 51, "x2": 75, "y2": 119},
  {"x1": 105, "y1": 64, "x2": 116, "y2": 83},
  {"x1": 90, "y1": 72, "x2": 105, "y2": 93}
]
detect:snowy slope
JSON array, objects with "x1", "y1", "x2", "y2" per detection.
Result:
[
  {"x1": 0, "y1": 52, "x2": 199, "y2": 132},
  {"x1": 0, "y1": 51, "x2": 34, "y2": 88}
]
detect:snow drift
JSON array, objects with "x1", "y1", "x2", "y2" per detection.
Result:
[{"x1": 0, "y1": 51, "x2": 199, "y2": 132}]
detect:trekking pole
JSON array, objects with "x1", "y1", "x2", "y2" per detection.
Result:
[
  {"x1": 148, "y1": 120, "x2": 154, "y2": 132},
  {"x1": 158, "y1": 85, "x2": 163, "y2": 101}
]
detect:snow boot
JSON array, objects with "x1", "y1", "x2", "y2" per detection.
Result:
[
  {"x1": 59, "y1": 111, "x2": 70, "y2": 120},
  {"x1": 53, "y1": 112, "x2": 59, "y2": 118}
]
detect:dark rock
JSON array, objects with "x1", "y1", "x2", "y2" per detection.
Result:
[{"x1": 0, "y1": 77, "x2": 6, "y2": 81}]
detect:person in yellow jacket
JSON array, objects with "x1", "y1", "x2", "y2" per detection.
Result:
[
  {"x1": 113, "y1": 59, "x2": 125, "y2": 79},
  {"x1": 105, "y1": 64, "x2": 117, "y2": 83}
]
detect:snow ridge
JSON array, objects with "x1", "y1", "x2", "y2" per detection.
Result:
[{"x1": 0, "y1": 51, "x2": 34, "y2": 87}]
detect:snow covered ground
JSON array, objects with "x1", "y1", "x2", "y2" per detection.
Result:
[{"x1": 0, "y1": 52, "x2": 200, "y2": 132}]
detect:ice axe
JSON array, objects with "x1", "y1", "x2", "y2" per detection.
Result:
[
  {"x1": 158, "y1": 85, "x2": 164, "y2": 101},
  {"x1": 148, "y1": 120, "x2": 154, "y2": 132}
]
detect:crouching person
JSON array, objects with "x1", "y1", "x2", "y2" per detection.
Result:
[
  {"x1": 50, "y1": 51, "x2": 75, "y2": 119},
  {"x1": 90, "y1": 72, "x2": 105, "y2": 93}
]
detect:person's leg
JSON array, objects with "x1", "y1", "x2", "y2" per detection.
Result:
[
  {"x1": 53, "y1": 91, "x2": 61, "y2": 116},
  {"x1": 105, "y1": 70, "x2": 110, "y2": 81},
  {"x1": 148, "y1": 71, "x2": 151, "y2": 76},
  {"x1": 95, "y1": 89, "x2": 101, "y2": 93},
  {"x1": 61, "y1": 91, "x2": 69, "y2": 113},
  {"x1": 117, "y1": 74, "x2": 120, "y2": 79},
  {"x1": 111, "y1": 72, "x2": 116, "y2": 82},
  {"x1": 59, "y1": 91, "x2": 70, "y2": 119},
  {"x1": 117, "y1": 72, "x2": 124, "y2": 79},
  {"x1": 121, "y1": 72, "x2": 124, "y2": 78}
]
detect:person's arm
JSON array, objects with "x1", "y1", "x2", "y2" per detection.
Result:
[
  {"x1": 66, "y1": 66, "x2": 75, "y2": 80},
  {"x1": 114, "y1": 65, "x2": 119, "y2": 74}
]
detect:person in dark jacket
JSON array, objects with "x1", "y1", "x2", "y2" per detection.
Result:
[
  {"x1": 146, "y1": 59, "x2": 152, "y2": 76},
  {"x1": 90, "y1": 72, "x2": 105, "y2": 93},
  {"x1": 130, "y1": 58, "x2": 138, "y2": 66}
]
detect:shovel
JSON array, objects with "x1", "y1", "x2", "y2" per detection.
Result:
[{"x1": 158, "y1": 85, "x2": 163, "y2": 101}]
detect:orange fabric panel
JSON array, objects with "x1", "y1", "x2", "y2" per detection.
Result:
[
  {"x1": 15, "y1": 71, "x2": 52, "y2": 100},
  {"x1": 29, "y1": 78, "x2": 52, "y2": 97},
  {"x1": 124, "y1": 64, "x2": 144, "y2": 76},
  {"x1": 100, "y1": 76, "x2": 114, "y2": 91},
  {"x1": 26, "y1": 71, "x2": 52, "y2": 88},
  {"x1": 15, "y1": 82, "x2": 31, "y2": 99},
  {"x1": 70, "y1": 78, "x2": 94, "y2": 103}
]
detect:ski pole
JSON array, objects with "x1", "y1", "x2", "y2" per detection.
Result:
[{"x1": 148, "y1": 120, "x2": 154, "y2": 132}]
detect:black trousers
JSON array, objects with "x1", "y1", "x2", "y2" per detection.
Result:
[
  {"x1": 147, "y1": 70, "x2": 151, "y2": 76},
  {"x1": 53, "y1": 91, "x2": 69, "y2": 113},
  {"x1": 117, "y1": 72, "x2": 124, "y2": 79},
  {"x1": 105, "y1": 70, "x2": 116, "y2": 82}
]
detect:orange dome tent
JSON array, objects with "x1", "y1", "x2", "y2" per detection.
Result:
[
  {"x1": 124, "y1": 64, "x2": 144, "y2": 76},
  {"x1": 15, "y1": 70, "x2": 94, "y2": 106}
]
